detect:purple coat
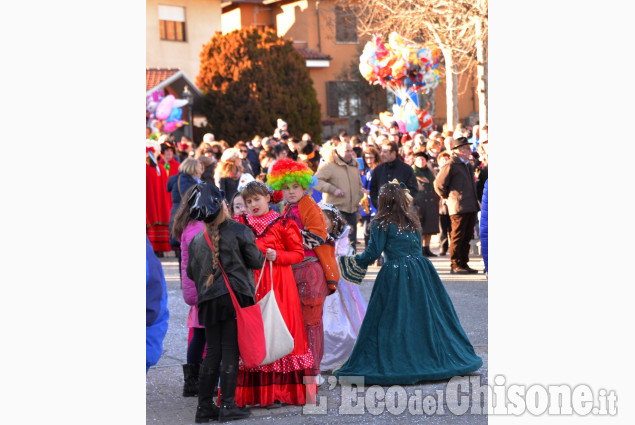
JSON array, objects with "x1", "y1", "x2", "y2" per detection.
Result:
[{"x1": 181, "y1": 221, "x2": 205, "y2": 328}]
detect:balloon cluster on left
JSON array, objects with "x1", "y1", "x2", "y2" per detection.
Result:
[{"x1": 146, "y1": 91, "x2": 189, "y2": 135}]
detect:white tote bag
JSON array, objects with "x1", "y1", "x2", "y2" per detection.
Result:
[{"x1": 255, "y1": 260, "x2": 295, "y2": 365}]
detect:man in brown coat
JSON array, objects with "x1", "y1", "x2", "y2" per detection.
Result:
[
  {"x1": 434, "y1": 137, "x2": 480, "y2": 274},
  {"x1": 314, "y1": 142, "x2": 363, "y2": 252}
]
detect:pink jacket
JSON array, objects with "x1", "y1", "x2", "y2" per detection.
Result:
[{"x1": 181, "y1": 221, "x2": 205, "y2": 328}]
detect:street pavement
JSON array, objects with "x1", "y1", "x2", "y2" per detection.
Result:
[{"x1": 147, "y1": 230, "x2": 487, "y2": 424}]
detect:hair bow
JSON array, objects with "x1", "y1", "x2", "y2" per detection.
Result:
[{"x1": 389, "y1": 179, "x2": 413, "y2": 204}]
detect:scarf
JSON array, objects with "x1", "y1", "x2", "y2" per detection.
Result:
[{"x1": 246, "y1": 210, "x2": 280, "y2": 235}]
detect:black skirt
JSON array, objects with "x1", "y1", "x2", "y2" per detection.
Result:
[{"x1": 198, "y1": 292, "x2": 255, "y2": 327}]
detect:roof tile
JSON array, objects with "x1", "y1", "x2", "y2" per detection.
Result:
[{"x1": 146, "y1": 68, "x2": 180, "y2": 91}]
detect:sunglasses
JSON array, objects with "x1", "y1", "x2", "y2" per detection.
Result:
[{"x1": 240, "y1": 149, "x2": 248, "y2": 153}]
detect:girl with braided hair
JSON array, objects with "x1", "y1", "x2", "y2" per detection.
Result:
[
  {"x1": 335, "y1": 181, "x2": 482, "y2": 385},
  {"x1": 234, "y1": 180, "x2": 317, "y2": 408},
  {"x1": 185, "y1": 182, "x2": 264, "y2": 422}
]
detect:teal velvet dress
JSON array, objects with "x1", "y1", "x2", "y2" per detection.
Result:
[{"x1": 335, "y1": 222, "x2": 482, "y2": 385}]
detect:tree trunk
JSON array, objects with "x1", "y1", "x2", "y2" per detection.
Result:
[
  {"x1": 418, "y1": 86, "x2": 436, "y2": 117},
  {"x1": 475, "y1": 18, "x2": 488, "y2": 126},
  {"x1": 443, "y1": 48, "x2": 459, "y2": 131}
]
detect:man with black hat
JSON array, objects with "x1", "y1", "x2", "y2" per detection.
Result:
[{"x1": 433, "y1": 137, "x2": 480, "y2": 274}]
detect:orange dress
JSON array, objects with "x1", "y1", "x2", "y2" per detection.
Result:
[{"x1": 234, "y1": 212, "x2": 317, "y2": 407}]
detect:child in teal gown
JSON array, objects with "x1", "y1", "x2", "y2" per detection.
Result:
[{"x1": 335, "y1": 180, "x2": 482, "y2": 385}]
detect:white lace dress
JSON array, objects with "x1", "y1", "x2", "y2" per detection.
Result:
[{"x1": 320, "y1": 226, "x2": 369, "y2": 372}]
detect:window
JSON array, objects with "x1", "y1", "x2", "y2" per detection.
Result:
[
  {"x1": 327, "y1": 81, "x2": 361, "y2": 117},
  {"x1": 159, "y1": 5, "x2": 186, "y2": 42},
  {"x1": 335, "y1": 5, "x2": 358, "y2": 43}
]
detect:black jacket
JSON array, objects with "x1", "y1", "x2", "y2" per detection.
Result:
[
  {"x1": 369, "y1": 158, "x2": 419, "y2": 207},
  {"x1": 186, "y1": 219, "x2": 265, "y2": 307},
  {"x1": 219, "y1": 176, "x2": 240, "y2": 204}
]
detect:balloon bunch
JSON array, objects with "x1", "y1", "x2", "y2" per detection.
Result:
[
  {"x1": 359, "y1": 32, "x2": 440, "y2": 134},
  {"x1": 146, "y1": 91, "x2": 189, "y2": 134},
  {"x1": 359, "y1": 32, "x2": 441, "y2": 98}
]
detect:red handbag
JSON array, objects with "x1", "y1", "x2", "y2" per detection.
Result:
[{"x1": 204, "y1": 229, "x2": 266, "y2": 367}]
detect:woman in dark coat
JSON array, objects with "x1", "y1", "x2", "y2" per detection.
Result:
[
  {"x1": 167, "y1": 158, "x2": 202, "y2": 266},
  {"x1": 412, "y1": 151, "x2": 440, "y2": 257}
]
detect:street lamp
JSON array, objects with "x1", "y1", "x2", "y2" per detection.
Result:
[{"x1": 182, "y1": 85, "x2": 194, "y2": 140}]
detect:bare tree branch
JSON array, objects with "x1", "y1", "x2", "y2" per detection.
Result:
[{"x1": 337, "y1": 0, "x2": 488, "y2": 127}]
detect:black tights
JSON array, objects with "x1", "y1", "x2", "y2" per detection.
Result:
[
  {"x1": 202, "y1": 318, "x2": 239, "y2": 373},
  {"x1": 187, "y1": 327, "x2": 207, "y2": 364}
]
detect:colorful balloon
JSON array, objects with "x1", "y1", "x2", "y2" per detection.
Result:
[
  {"x1": 162, "y1": 119, "x2": 184, "y2": 133},
  {"x1": 379, "y1": 111, "x2": 394, "y2": 129},
  {"x1": 155, "y1": 95, "x2": 175, "y2": 120},
  {"x1": 167, "y1": 107, "x2": 183, "y2": 122},
  {"x1": 404, "y1": 102, "x2": 420, "y2": 132}
]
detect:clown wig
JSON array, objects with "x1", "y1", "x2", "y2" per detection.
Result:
[{"x1": 266, "y1": 158, "x2": 318, "y2": 191}]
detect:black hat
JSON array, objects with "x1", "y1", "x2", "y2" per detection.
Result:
[
  {"x1": 414, "y1": 151, "x2": 429, "y2": 160},
  {"x1": 188, "y1": 182, "x2": 226, "y2": 223},
  {"x1": 160, "y1": 140, "x2": 176, "y2": 153},
  {"x1": 450, "y1": 137, "x2": 471, "y2": 150}
]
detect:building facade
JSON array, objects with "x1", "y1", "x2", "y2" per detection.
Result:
[
  {"x1": 221, "y1": 0, "x2": 480, "y2": 139},
  {"x1": 146, "y1": 0, "x2": 480, "y2": 141},
  {"x1": 146, "y1": 0, "x2": 223, "y2": 80}
]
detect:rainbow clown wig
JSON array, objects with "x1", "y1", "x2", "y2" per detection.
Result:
[{"x1": 266, "y1": 158, "x2": 318, "y2": 191}]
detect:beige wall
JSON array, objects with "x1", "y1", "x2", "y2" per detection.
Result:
[
  {"x1": 146, "y1": 0, "x2": 222, "y2": 81},
  {"x1": 271, "y1": 0, "x2": 362, "y2": 119},
  {"x1": 223, "y1": 4, "x2": 273, "y2": 35}
]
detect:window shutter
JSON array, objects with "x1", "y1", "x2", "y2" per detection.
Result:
[{"x1": 326, "y1": 81, "x2": 339, "y2": 117}]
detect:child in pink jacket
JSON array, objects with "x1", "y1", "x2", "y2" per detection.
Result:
[{"x1": 171, "y1": 186, "x2": 206, "y2": 397}]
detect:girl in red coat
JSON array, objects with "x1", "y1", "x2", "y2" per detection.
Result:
[{"x1": 234, "y1": 181, "x2": 316, "y2": 407}]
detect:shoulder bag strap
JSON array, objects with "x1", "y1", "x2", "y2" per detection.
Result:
[
  {"x1": 177, "y1": 174, "x2": 183, "y2": 198},
  {"x1": 203, "y1": 228, "x2": 240, "y2": 311},
  {"x1": 254, "y1": 259, "x2": 274, "y2": 294}
]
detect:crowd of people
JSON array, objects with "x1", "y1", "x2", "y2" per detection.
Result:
[{"x1": 145, "y1": 117, "x2": 488, "y2": 422}]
